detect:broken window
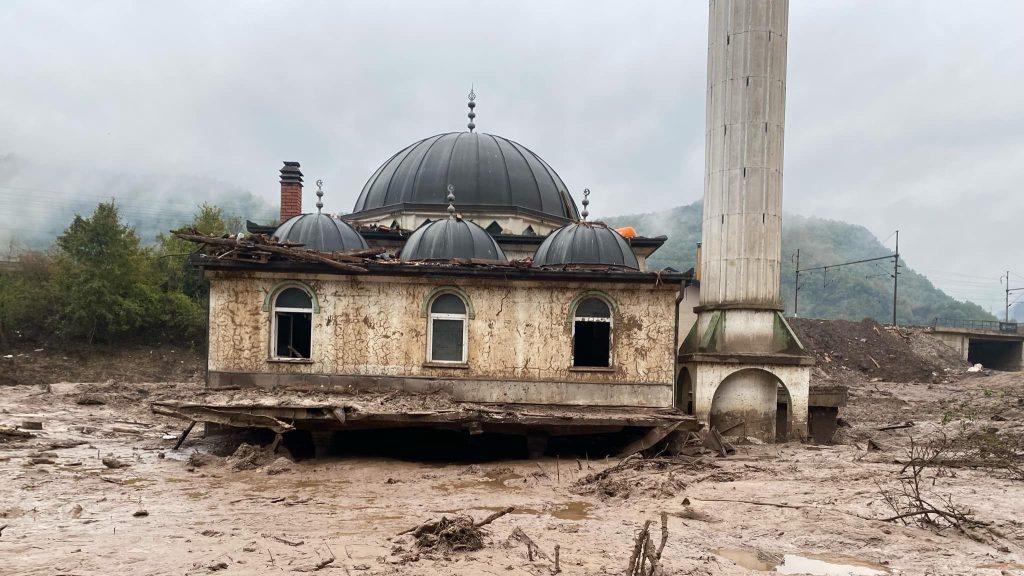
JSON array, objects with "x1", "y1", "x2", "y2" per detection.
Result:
[
  {"x1": 428, "y1": 293, "x2": 468, "y2": 363},
  {"x1": 272, "y1": 287, "x2": 313, "y2": 359},
  {"x1": 573, "y1": 297, "x2": 612, "y2": 367}
]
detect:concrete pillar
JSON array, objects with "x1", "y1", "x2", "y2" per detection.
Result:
[
  {"x1": 688, "y1": 0, "x2": 795, "y2": 443},
  {"x1": 701, "y1": 0, "x2": 788, "y2": 309}
]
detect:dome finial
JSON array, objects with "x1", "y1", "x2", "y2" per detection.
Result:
[
  {"x1": 466, "y1": 86, "x2": 477, "y2": 132},
  {"x1": 581, "y1": 188, "x2": 590, "y2": 221},
  {"x1": 446, "y1": 184, "x2": 457, "y2": 218},
  {"x1": 315, "y1": 179, "x2": 325, "y2": 214}
]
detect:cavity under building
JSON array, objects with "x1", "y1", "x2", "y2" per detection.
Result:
[{"x1": 678, "y1": 0, "x2": 814, "y2": 442}]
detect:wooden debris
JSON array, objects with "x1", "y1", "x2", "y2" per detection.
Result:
[
  {"x1": 133, "y1": 509, "x2": 149, "y2": 517},
  {"x1": 508, "y1": 527, "x2": 550, "y2": 562},
  {"x1": 398, "y1": 507, "x2": 513, "y2": 554},
  {"x1": 173, "y1": 421, "x2": 196, "y2": 450},
  {"x1": 701, "y1": 427, "x2": 735, "y2": 456},
  {"x1": 619, "y1": 422, "x2": 683, "y2": 457},
  {"x1": 20, "y1": 421, "x2": 42, "y2": 430},
  {"x1": 626, "y1": 512, "x2": 669, "y2": 576},
  {"x1": 877, "y1": 421, "x2": 915, "y2": 431},
  {"x1": 265, "y1": 534, "x2": 304, "y2": 547},
  {"x1": 173, "y1": 230, "x2": 374, "y2": 273}
]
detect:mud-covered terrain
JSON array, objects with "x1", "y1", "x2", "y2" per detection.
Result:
[
  {"x1": 1, "y1": 327, "x2": 1022, "y2": 575},
  {"x1": 2, "y1": 365, "x2": 1024, "y2": 575}
]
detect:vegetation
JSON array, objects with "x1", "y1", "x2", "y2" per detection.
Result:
[
  {"x1": 0, "y1": 202, "x2": 236, "y2": 348},
  {"x1": 605, "y1": 201, "x2": 994, "y2": 325},
  {"x1": 0, "y1": 197, "x2": 995, "y2": 348}
]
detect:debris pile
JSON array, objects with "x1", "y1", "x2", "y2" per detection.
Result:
[
  {"x1": 573, "y1": 453, "x2": 717, "y2": 500},
  {"x1": 790, "y1": 318, "x2": 967, "y2": 384},
  {"x1": 397, "y1": 507, "x2": 514, "y2": 555},
  {"x1": 173, "y1": 229, "x2": 383, "y2": 272}
]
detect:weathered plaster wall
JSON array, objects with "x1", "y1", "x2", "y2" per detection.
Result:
[
  {"x1": 678, "y1": 283, "x2": 700, "y2": 344},
  {"x1": 207, "y1": 272, "x2": 678, "y2": 406},
  {"x1": 684, "y1": 362, "x2": 809, "y2": 441}
]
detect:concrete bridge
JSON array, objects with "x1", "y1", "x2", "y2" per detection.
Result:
[{"x1": 931, "y1": 318, "x2": 1023, "y2": 371}]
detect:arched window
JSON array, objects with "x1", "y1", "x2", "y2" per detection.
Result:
[
  {"x1": 272, "y1": 287, "x2": 314, "y2": 359},
  {"x1": 573, "y1": 297, "x2": 612, "y2": 367},
  {"x1": 427, "y1": 293, "x2": 468, "y2": 363}
]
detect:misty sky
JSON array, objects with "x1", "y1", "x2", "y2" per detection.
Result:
[{"x1": 2, "y1": 1, "x2": 1023, "y2": 316}]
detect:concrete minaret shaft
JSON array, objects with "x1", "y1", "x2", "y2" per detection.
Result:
[
  {"x1": 681, "y1": 0, "x2": 808, "y2": 443},
  {"x1": 701, "y1": 0, "x2": 787, "y2": 308}
]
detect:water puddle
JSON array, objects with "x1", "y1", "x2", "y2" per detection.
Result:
[
  {"x1": 714, "y1": 548, "x2": 888, "y2": 575},
  {"x1": 434, "y1": 470, "x2": 523, "y2": 492},
  {"x1": 548, "y1": 501, "x2": 593, "y2": 520},
  {"x1": 713, "y1": 548, "x2": 780, "y2": 571}
]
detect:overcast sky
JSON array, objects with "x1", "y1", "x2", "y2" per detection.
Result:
[{"x1": 2, "y1": 1, "x2": 1022, "y2": 315}]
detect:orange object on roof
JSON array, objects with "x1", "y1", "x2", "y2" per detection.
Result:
[{"x1": 615, "y1": 226, "x2": 637, "y2": 239}]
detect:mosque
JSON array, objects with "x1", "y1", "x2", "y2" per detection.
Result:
[{"x1": 184, "y1": 0, "x2": 840, "y2": 445}]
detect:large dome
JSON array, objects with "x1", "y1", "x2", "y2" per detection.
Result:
[
  {"x1": 400, "y1": 217, "x2": 507, "y2": 262},
  {"x1": 273, "y1": 213, "x2": 369, "y2": 252},
  {"x1": 532, "y1": 222, "x2": 639, "y2": 270},
  {"x1": 352, "y1": 132, "x2": 580, "y2": 221}
]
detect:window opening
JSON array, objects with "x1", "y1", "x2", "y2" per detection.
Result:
[
  {"x1": 428, "y1": 293, "x2": 468, "y2": 363},
  {"x1": 273, "y1": 287, "x2": 313, "y2": 359},
  {"x1": 573, "y1": 297, "x2": 612, "y2": 367},
  {"x1": 485, "y1": 221, "x2": 504, "y2": 235}
]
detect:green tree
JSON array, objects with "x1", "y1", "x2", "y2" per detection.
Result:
[
  {"x1": 154, "y1": 203, "x2": 240, "y2": 300},
  {"x1": 52, "y1": 202, "x2": 161, "y2": 343},
  {"x1": 0, "y1": 250, "x2": 57, "y2": 346}
]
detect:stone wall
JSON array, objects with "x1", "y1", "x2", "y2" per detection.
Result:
[{"x1": 206, "y1": 271, "x2": 679, "y2": 407}]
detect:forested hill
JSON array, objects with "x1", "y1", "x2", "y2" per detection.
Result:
[{"x1": 604, "y1": 201, "x2": 994, "y2": 325}]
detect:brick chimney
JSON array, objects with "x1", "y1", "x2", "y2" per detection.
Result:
[{"x1": 279, "y1": 161, "x2": 303, "y2": 222}]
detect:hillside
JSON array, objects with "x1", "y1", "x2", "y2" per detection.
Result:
[{"x1": 605, "y1": 201, "x2": 994, "y2": 325}]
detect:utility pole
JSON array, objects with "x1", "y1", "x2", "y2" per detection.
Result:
[
  {"x1": 793, "y1": 249, "x2": 800, "y2": 317},
  {"x1": 892, "y1": 230, "x2": 899, "y2": 326},
  {"x1": 1000, "y1": 271, "x2": 1024, "y2": 323}
]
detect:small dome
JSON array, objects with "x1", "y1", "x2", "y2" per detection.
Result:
[
  {"x1": 352, "y1": 132, "x2": 580, "y2": 221},
  {"x1": 532, "y1": 222, "x2": 639, "y2": 269},
  {"x1": 273, "y1": 213, "x2": 369, "y2": 252},
  {"x1": 400, "y1": 218, "x2": 507, "y2": 262}
]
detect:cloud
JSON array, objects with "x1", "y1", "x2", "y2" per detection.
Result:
[{"x1": 1, "y1": 0, "x2": 1020, "y2": 314}]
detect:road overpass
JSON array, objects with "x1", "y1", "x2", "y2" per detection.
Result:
[{"x1": 931, "y1": 319, "x2": 1023, "y2": 371}]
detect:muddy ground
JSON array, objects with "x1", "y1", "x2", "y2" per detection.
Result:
[{"x1": 1, "y1": 365, "x2": 1024, "y2": 576}]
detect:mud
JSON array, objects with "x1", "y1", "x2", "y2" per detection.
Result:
[
  {"x1": 0, "y1": 372, "x2": 1021, "y2": 575},
  {"x1": 790, "y1": 318, "x2": 969, "y2": 385}
]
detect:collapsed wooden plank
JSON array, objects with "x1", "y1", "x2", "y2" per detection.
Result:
[
  {"x1": 152, "y1": 403, "x2": 295, "y2": 433},
  {"x1": 152, "y1": 398, "x2": 701, "y2": 435},
  {"x1": 173, "y1": 231, "x2": 378, "y2": 273}
]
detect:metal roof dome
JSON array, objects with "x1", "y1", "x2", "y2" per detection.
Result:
[
  {"x1": 273, "y1": 213, "x2": 369, "y2": 252},
  {"x1": 352, "y1": 132, "x2": 581, "y2": 221},
  {"x1": 532, "y1": 222, "x2": 639, "y2": 270},
  {"x1": 400, "y1": 217, "x2": 507, "y2": 262}
]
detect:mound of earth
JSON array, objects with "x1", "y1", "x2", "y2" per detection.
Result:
[
  {"x1": 789, "y1": 318, "x2": 968, "y2": 384},
  {"x1": 0, "y1": 343, "x2": 205, "y2": 386}
]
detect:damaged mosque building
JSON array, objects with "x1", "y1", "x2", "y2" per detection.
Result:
[{"x1": 162, "y1": 0, "x2": 846, "y2": 448}]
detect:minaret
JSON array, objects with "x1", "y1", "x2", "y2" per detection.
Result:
[
  {"x1": 701, "y1": 0, "x2": 786, "y2": 310},
  {"x1": 680, "y1": 0, "x2": 811, "y2": 442}
]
